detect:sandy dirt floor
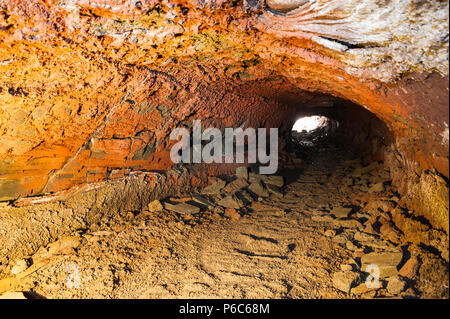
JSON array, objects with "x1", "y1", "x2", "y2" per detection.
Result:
[{"x1": 1, "y1": 144, "x2": 448, "y2": 299}]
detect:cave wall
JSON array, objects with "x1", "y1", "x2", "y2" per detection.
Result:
[
  {"x1": 325, "y1": 103, "x2": 393, "y2": 163},
  {"x1": 0, "y1": 1, "x2": 448, "y2": 232}
]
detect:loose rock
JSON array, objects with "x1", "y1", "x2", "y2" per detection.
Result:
[
  {"x1": 248, "y1": 173, "x2": 284, "y2": 188},
  {"x1": 248, "y1": 172, "x2": 263, "y2": 183},
  {"x1": 361, "y1": 251, "x2": 403, "y2": 278},
  {"x1": 164, "y1": 202, "x2": 200, "y2": 214},
  {"x1": 236, "y1": 190, "x2": 253, "y2": 205},
  {"x1": 201, "y1": 179, "x2": 226, "y2": 195},
  {"x1": 148, "y1": 200, "x2": 163, "y2": 213},
  {"x1": 332, "y1": 271, "x2": 360, "y2": 293},
  {"x1": 191, "y1": 195, "x2": 215, "y2": 209},
  {"x1": 236, "y1": 166, "x2": 249, "y2": 180},
  {"x1": 352, "y1": 162, "x2": 379, "y2": 177},
  {"x1": 379, "y1": 222, "x2": 401, "y2": 243},
  {"x1": 368, "y1": 182, "x2": 385, "y2": 193},
  {"x1": 266, "y1": 184, "x2": 283, "y2": 198},
  {"x1": 441, "y1": 249, "x2": 449, "y2": 263},
  {"x1": 11, "y1": 259, "x2": 28, "y2": 275},
  {"x1": 333, "y1": 219, "x2": 362, "y2": 229},
  {"x1": 248, "y1": 181, "x2": 269, "y2": 197},
  {"x1": 332, "y1": 234, "x2": 349, "y2": 245},
  {"x1": 217, "y1": 195, "x2": 244, "y2": 209},
  {"x1": 331, "y1": 206, "x2": 352, "y2": 219},
  {"x1": 351, "y1": 283, "x2": 377, "y2": 296},
  {"x1": 46, "y1": 236, "x2": 81, "y2": 256},
  {"x1": 224, "y1": 208, "x2": 240, "y2": 220},
  {"x1": 398, "y1": 256, "x2": 420, "y2": 279},
  {"x1": 312, "y1": 214, "x2": 335, "y2": 223},
  {"x1": 264, "y1": 175, "x2": 284, "y2": 188},
  {"x1": 346, "y1": 241, "x2": 358, "y2": 251},
  {"x1": 325, "y1": 229, "x2": 336, "y2": 237},
  {"x1": 386, "y1": 276, "x2": 406, "y2": 295},
  {"x1": 340, "y1": 264, "x2": 354, "y2": 271},
  {"x1": 223, "y1": 179, "x2": 249, "y2": 194},
  {"x1": 354, "y1": 231, "x2": 396, "y2": 250}
]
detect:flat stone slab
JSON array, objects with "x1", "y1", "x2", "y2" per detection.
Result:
[
  {"x1": 217, "y1": 195, "x2": 244, "y2": 209},
  {"x1": 332, "y1": 271, "x2": 361, "y2": 293},
  {"x1": 332, "y1": 219, "x2": 362, "y2": 229},
  {"x1": 264, "y1": 175, "x2": 284, "y2": 188},
  {"x1": 222, "y1": 178, "x2": 249, "y2": 194},
  {"x1": 312, "y1": 214, "x2": 335, "y2": 223},
  {"x1": 354, "y1": 231, "x2": 397, "y2": 250},
  {"x1": 331, "y1": 206, "x2": 352, "y2": 219},
  {"x1": 236, "y1": 190, "x2": 253, "y2": 205},
  {"x1": 201, "y1": 179, "x2": 226, "y2": 195},
  {"x1": 248, "y1": 181, "x2": 269, "y2": 197},
  {"x1": 248, "y1": 173, "x2": 284, "y2": 188},
  {"x1": 164, "y1": 202, "x2": 200, "y2": 214},
  {"x1": 191, "y1": 195, "x2": 215, "y2": 209},
  {"x1": 266, "y1": 184, "x2": 283, "y2": 197},
  {"x1": 361, "y1": 251, "x2": 403, "y2": 278},
  {"x1": 368, "y1": 182, "x2": 385, "y2": 193}
]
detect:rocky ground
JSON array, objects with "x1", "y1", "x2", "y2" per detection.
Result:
[{"x1": 0, "y1": 144, "x2": 448, "y2": 299}]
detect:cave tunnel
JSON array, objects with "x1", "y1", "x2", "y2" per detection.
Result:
[{"x1": 0, "y1": 0, "x2": 448, "y2": 300}]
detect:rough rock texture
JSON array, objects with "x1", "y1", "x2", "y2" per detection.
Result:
[
  {"x1": 0, "y1": 1, "x2": 448, "y2": 246},
  {"x1": 260, "y1": 0, "x2": 449, "y2": 81}
]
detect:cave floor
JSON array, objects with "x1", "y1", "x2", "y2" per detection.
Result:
[{"x1": 4, "y1": 145, "x2": 448, "y2": 299}]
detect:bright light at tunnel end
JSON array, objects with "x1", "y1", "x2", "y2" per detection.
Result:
[{"x1": 292, "y1": 116, "x2": 329, "y2": 133}]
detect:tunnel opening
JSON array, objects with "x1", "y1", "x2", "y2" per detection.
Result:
[
  {"x1": 279, "y1": 98, "x2": 393, "y2": 172},
  {"x1": 274, "y1": 99, "x2": 395, "y2": 206},
  {"x1": 291, "y1": 115, "x2": 338, "y2": 147},
  {"x1": 292, "y1": 115, "x2": 331, "y2": 133}
]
